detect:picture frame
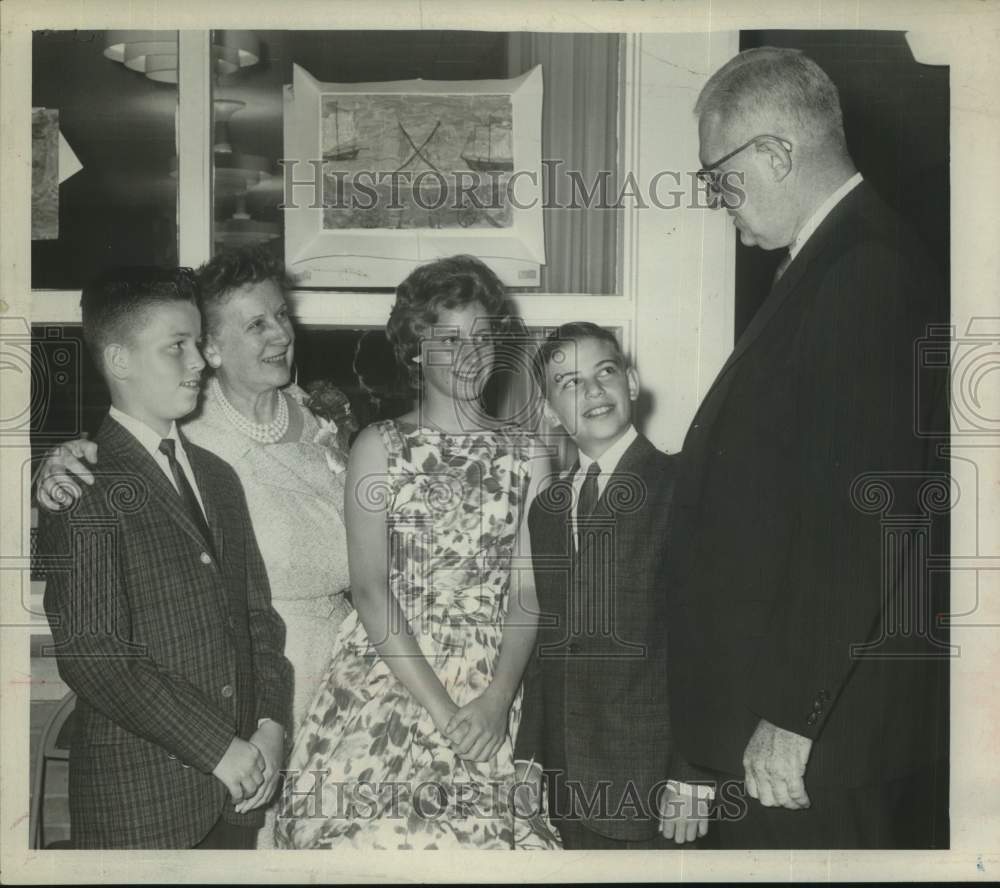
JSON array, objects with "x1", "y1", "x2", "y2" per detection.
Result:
[{"x1": 282, "y1": 63, "x2": 544, "y2": 288}]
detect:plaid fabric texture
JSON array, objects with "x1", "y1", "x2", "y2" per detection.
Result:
[{"x1": 40, "y1": 416, "x2": 292, "y2": 849}]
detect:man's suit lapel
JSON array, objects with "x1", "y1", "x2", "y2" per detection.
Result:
[
  {"x1": 98, "y1": 417, "x2": 219, "y2": 558},
  {"x1": 691, "y1": 181, "x2": 871, "y2": 420}
]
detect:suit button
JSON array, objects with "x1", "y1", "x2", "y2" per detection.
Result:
[
  {"x1": 199, "y1": 552, "x2": 212, "y2": 565},
  {"x1": 806, "y1": 712, "x2": 818, "y2": 726},
  {"x1": 221, "y1": 684, "x2": 234, "y2": 698},
  {"x1": 167, "y1": 752, "x2": 177, "y2": 760}
]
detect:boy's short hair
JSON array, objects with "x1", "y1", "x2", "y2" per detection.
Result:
[
  {"x1": 532, "y1": 322, "x2": 627, "y2": 393},
  {"x1": 80, "y1": 266, "x2": 200, "y2": 376}
]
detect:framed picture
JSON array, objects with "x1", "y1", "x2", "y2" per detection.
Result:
[{"x1": 282, "y1": 63, "x2": 544, "y2": 288}]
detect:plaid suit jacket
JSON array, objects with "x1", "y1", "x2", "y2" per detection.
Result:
[{"x1": 40, "y1": 415, "x2": 293, "y2": 849}]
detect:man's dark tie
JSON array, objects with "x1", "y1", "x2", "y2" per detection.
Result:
[
  {"x1": 577, "y1": 462, "x2": 601, "y2": 522},
  {"x1": 158, "y1": 438, "x2": 215, "y2": 554}
]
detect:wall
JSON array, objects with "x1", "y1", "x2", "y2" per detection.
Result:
[{"x1": 624, "y1": 31, "x2": 738, "y2": 453}]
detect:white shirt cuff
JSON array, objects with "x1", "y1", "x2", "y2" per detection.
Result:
[{"x1": 666, "y1": 779, "x2": 716, "y2": 801}]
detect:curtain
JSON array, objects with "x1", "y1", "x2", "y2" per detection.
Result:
[{"x1": 507, "y1": 33, "x2": 621, "y2": 295}]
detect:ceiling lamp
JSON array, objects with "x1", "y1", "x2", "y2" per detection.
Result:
[
  {"x1": 216, "y1": 194, "x2": 281, "y2": 247},
  {"x1": 103, "y1": 30, "x2": 260, "y2": 84},
  {"x1": 169, "y1": 99, "x2": 274, "y2": 197}
]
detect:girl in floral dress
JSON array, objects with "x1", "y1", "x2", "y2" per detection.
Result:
[{"x1": 275, "y1": 256, "x2": 560, "y2": 850}]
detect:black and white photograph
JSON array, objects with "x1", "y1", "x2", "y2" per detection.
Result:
[{"x1": 1, "y1": 0, "x2": 997, "y2": 883}]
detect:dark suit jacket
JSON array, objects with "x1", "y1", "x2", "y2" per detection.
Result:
[
  {"x1": 40, "y1": 415, "x2": 293, "y2": 848},
  {"x1": 666, "y1": 181, "x2": 949, "y2": 789},
  {"x1": 515, "y1": 433, "x2": 702, "y2": 841}
]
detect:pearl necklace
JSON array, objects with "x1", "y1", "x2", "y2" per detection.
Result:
[{"x1": 211, "y1": 377, "x2": 289, "y2": 444}]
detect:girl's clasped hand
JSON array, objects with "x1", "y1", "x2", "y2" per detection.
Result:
[{"x1": 442, "y1": 688, "x2": 511, "y2": 763}]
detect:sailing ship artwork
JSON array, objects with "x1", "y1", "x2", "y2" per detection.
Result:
[
  {"x1": 322, "y1": 102, "x2": 361, "y2": 161},
  {"x1": 460, "y1": 117, "x2": 514, "y2": 173},
  {"x1": 320, "y1": 93, "x2": 516, "y2": 230}
]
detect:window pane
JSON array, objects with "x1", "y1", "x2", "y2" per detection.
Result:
[
  {"x1": 212, "y1": 30, "x2": 510, "y2": 266},
  {"x1": 211, "y1": 30, "x2": 619, "y2": 293},
  {"x1": 31, "y1": 30, "x2": 179, "y2": 289}
]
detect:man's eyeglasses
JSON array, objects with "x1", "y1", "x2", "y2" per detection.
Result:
[{"x1": 696, "y1": 134, "x2": 793, "y2": 194}]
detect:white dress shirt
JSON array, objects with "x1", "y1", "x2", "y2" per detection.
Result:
[
  {"x1": 787, "y1": 171, "x2": 864, "y2": 263},
  {"x1": 570, "y1": 425, "x2": 638, "y2": 544},
  {"x1": 109, "y1": 405, "x2": 208, "y2": 518}
]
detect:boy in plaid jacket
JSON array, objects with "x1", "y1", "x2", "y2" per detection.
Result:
[{"x1": 40, "y1": 268, "x2": 292, "y2": 848}]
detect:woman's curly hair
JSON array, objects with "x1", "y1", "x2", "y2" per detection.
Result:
[
  {"x1": 386, "y1": 255, "x2": 510, "y2": 389},
  {"x1": 196, "y1": 245, "x2": 298, "y2": 336}
]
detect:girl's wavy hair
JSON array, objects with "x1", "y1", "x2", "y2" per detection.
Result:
[{"x1": 386, "y1": 255, "x2": 511, "y2": 390}]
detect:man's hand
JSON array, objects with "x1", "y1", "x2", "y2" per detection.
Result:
[
  {"x1": 444, "y1": 688, "x2": 509, "y2": 762},
  {"x1": 235, "y1": 721, "x2": 286, "y2": 813},
  {"x1": 212, "y1": 736, "x2": 266, "y2": 806},
  {"x1": 742, "y1": 717, "x2": 813, "y2": 809},
  {"x1": 36, "y1": 437, "x2": 98, "y2": 511},
  {"x1": 512, "y1": 759, "x2": 544, "y2": 819},
  {"x1": 658, "y1": 782, "x2": 710, "y2": 844}
]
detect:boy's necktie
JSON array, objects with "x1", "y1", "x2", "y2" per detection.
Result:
[
  {"x1": 158, "y1": 438, "x2": 215, "y2": 555},
  {"x1": 577, "y1": 462, "x2": 601, "y2": 521}
]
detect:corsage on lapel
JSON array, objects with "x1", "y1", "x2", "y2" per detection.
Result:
[
  {"x1": 314, "y1": 416, "x2": 348, "y2": 474},
  {"x1": 304, "y1": 379, "x2": 358, "y2": 474}
]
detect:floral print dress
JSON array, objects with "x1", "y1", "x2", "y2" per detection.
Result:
[{"x1": 274, "y1": 420, "x2": 560, "y2": 850}]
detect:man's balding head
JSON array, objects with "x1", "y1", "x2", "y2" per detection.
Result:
[
  {"x1": 695, "y1": 48, "x2": 857, "y2": 252},
  {"x1": 695, "y1": 47, "x2": 848, "y2": 157}
]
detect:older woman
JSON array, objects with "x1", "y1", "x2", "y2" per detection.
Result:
[{"x1": 36, "y1": 246, "x2": 354, "y2": 847}]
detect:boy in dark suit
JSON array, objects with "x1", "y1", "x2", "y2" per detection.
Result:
[
  {"x1": 39, "y1": 267, "x2": 292, "y2": 849},
  {"x1": 513, "y1": 323, "x2": 710, "y2": 849}
]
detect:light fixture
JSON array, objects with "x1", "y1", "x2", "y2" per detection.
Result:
[
  {"x1": 169, "y1": 99, "x2": 274, "y2": 197},
  {"x1": 103, "y1": 30, "x2": 260, "y2": 84},
  {"x1": 215, "y1": 193, "x2": 281, "y2": 247}
]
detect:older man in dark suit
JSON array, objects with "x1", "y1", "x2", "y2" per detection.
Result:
[{"x1": 666, "y1": 48, "x2": 949, "y2": 848}]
